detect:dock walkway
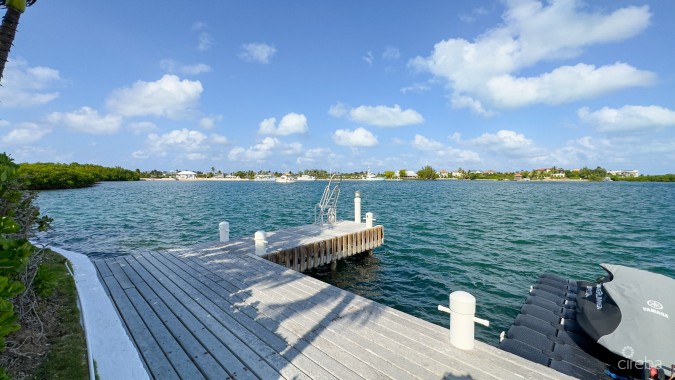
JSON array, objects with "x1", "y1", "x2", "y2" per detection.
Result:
[{"x1": 93, "y1": 237, "x2": 570, "y2": 379}]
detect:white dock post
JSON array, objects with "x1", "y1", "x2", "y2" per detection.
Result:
[
  {"x1": 438, "y1": 292, "x2": 490, "y2": 350},
  {"x1": 354, "y1": 191, "x2": 361, "y2": 223},
  {"x1": 365, "y1": 212, "x2": 373, "y2": 228},
  {"x1": 254, "y1": 231, "x2": 267, "y2": 256},
  {"x1": 450, "y1": 291, "x2": 476, "y2": 350},
  {"x1": 219, "y1": 221, "x2": 230, "y2": 242}
]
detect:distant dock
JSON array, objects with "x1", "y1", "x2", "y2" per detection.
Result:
[{"x1": 215, "y1": 221, "x2": 384, "y2": 272}]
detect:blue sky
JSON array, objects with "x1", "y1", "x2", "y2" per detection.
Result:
[{"x1": 1, "y1": 1, "x2": 674, "y2": 174}]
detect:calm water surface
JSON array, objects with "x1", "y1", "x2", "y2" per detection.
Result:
[{"x1": 34, "y1": 180, "x2": 675, "y2": 344}]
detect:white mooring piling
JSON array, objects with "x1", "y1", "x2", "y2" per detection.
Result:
[
  {"x1": 254, "y1": 231, "x2": 267, "y2": 256},
  {"x1": 354, "y1": 191, "x2": 361, "y2": 223},
  {"x1": 365, "y1": 212, "x2": 374, "y2": 228},
  {"x1": 437, "y1": 291, "x2": 490, "y2": 350},
  {"x1": 219, "y1": 221, "x2": 230, "y2": 242}
]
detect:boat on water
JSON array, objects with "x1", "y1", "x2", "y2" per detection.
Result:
[
  {"x1": 296, "y1": 174, "x2": 316, "y2": 181},
  {"x1": 275, "y1": 174, "x2": 296, "y2": 183},
  {"x1": 362, "y1": 168, "x2": 385, "y2": 181},
  {"x1": 500, "y1": 264, "x2": 674, "y2": 379}
]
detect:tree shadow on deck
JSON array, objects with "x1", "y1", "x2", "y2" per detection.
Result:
[{"x1": 187, "y1": 246, "x2": 477, "y2": 379}]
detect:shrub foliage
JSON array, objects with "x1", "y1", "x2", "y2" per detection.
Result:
[
  {"x1": 18, "y1": 162, "x2": 140, "y2": 190},
  {"x1": 0, "y1": 153, "x2": 53, "y2": 378}
]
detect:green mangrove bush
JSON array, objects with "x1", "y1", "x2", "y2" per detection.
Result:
[{"x1": 0, "y1": 153, "x2": 52, "y2": 378}]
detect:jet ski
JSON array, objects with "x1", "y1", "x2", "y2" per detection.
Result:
[{"x1": 499, "y1": 264, "x2": 674, "y2": 380}]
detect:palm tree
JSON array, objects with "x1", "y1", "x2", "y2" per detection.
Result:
[{"x1": 0, "y1": 0, "x2": 36, "y2": 84}]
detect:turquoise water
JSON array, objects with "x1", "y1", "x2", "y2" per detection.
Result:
[{"x1": 34, "y1": 180, "x2": 675, "y2": 344}]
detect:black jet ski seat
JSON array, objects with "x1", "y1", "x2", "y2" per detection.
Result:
[{"x1": 499, "y1": 265, "x2": 674, "y2": 380}]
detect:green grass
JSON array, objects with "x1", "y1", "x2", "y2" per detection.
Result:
[{"x1": 32, "y1": 250, "x2": 89, "y2": 379}]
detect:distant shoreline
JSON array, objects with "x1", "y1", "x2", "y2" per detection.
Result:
[{"x1": 140, "y1": 177, "x2": 595, "y2": 182}]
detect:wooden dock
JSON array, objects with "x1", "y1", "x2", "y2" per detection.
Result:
[
  {"x1": 92, "y1": 227, "x2": 571, "y2": 379},
  {"x1": 217, "y1": 221, "x2": 383, "y2": 272}
]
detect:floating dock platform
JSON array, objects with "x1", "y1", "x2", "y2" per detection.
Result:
[{"x1": 92, "y1": 223, "x2": 571, "y2": 379}]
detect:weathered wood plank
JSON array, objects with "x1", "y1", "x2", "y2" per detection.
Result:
[
  {"x1": 157, "y1": 253, "x2": 344, "y2": 380},
  {"x1": 213, "y1": 261, "x2": 439, "y2": 377},
  {"x1": 106, "y1": 259, "x2": 136, "y2": 290},
  {"x1": 134, "y1": 254, "x2": 290, "y2": 380},
  {"x1": 124, "y1": 287, "x2": 207, "y2": 380},
  {"x1": 93, "y1": 259, "x2": 113, "y2": 278},
  {"x1": 162, "y1": 253, "x2": 361, "y2": 379},
  {"x1": 203, "y1": 257, "x2": 438, "y2": 379},
  {"x1": 101, "y1": 274, "x2": 179, "y2": 380},
  {"x1": 115, "y1": 256, "x2": 145, "y2": 285}
]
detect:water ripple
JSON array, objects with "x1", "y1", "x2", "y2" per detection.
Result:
[{"x1": 35, "y1": 180, "x2": 675, "y2": 344}]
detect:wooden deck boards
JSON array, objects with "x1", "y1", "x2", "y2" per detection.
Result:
[{"x1": 94, "y1": 239, "x2": 572, "y2": 379}]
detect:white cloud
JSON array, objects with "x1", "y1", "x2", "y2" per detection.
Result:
[
  {"x1": 239, "y1": 43, "x2": 277, "y2": 64},
  {"x1": 578, "y1": 105, "x2": 675, "y2": 133},
  {"x1": 362, "y1": 51, "x2": 374, "y2": 66},
  {"x1": 470, "y1": 130, "x2": 533, "y2": 149},
  {"x1": 197, "y1": 32, "x2": 215, "y2": 52},
  {"x1": 128, "y1": 121, "x2": 158, "y2": 135},
  {"x1": 192, "y1": 22, "x2": 214, "y2": 51},
  {"x1": 278, "y1": 113, "x2": 308, "y2": 135},
  {"x1": 185, "y1": 153, "x2": 207, "y2": 160},
  {"x1": 400, "y1": 82, "x2": 431, "y2": 94},
  {"x1": 192, "y1": 21, "x2": 207, "y2": 30},
  {"x1": 412, "y1": 134, "x2": 444, "y2": 151},
  {"x1": 467, "y1": 130, "x2": 544, "y2": 159},
  {"x1": 8, "y1": 145, "x2": 74, "y2": 164},
  {"x1": 131, "y1": 150, "x2": 149, "y2": 159},
  {"x1": 450, "y1": 94, "x2": 495, "y2": 117},
  {"x1": 210, "y1": 134, "x2": 229, "y2": 145},
  {"x1": 0, "y1": 59, "x2": 60, "y2": 108},
  {"x1": 182, "y1": 63, "x2": 212, "y2": 75},
  {"x1": 48, "y1": 106, "x2": 123, "y2": 134},
  {"x1": 330, "y1": 103, "x2": 424, "y2": 128},
  {"x1": 106, "y1": 75, "x2": 203, "y2": 118},
  {"x1": 147, "y1": 129, "x2": 206, "y2": 153},
  {"x1": 332, "y1": 127, "x2": 378, "y2": 147},
  {"x1": 0, "y1": 122, "x2": 51, "y2": 145},
  {"x1": 410, "y1": 1, "x2": 653, "y2": 112},
  {"x1": 459, "y1": 6, "x2": 489, "y2": 23},
  {"x1": 258, "y1": 113, "x2": 308, "y2": 135},
  {"x1": 296, "y1": 148, "x2": 341, "y2": 166},
  {"x1": 328, "y1": 102, "x2": 348, "y2": 117},
  {"x1": 134, "y1": 128, "x2": 227, "y2": 160},
  {"x1": 258, "y1": 118, "x2": 276, "y2": 134},
  {"x1": 228, "y1": 137, "x2": 301, "y2": 162},
  {"x1": 199, "y1": 115, "x2": 223, "y2": 130},
  {"x1": 437, "y1": 147, "x2": 481, "y2": 163},
  {"x1": 382, "y1": 46, "x2": 401, "y2": 60},
  {"x1": 408, "y1": 133, "x2": 480, "y2": 163},
  {"x1": 486, "y1": 63, "x2": 655, "y2": 108},
  {"x1": 160, "y1": 59, "x2": 212, "y2": 75}
]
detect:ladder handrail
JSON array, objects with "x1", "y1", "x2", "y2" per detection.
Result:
[{"x1": 315, "y1": 174, "x2": 341, "y2": 225}]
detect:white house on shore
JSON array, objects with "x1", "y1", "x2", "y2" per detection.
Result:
[
  {"x1": 175, "y1": 170, "x2": 197, "y2": 180},
  {"x1": 607, "y1": 170, "x2": 639, "y2": 178}
]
